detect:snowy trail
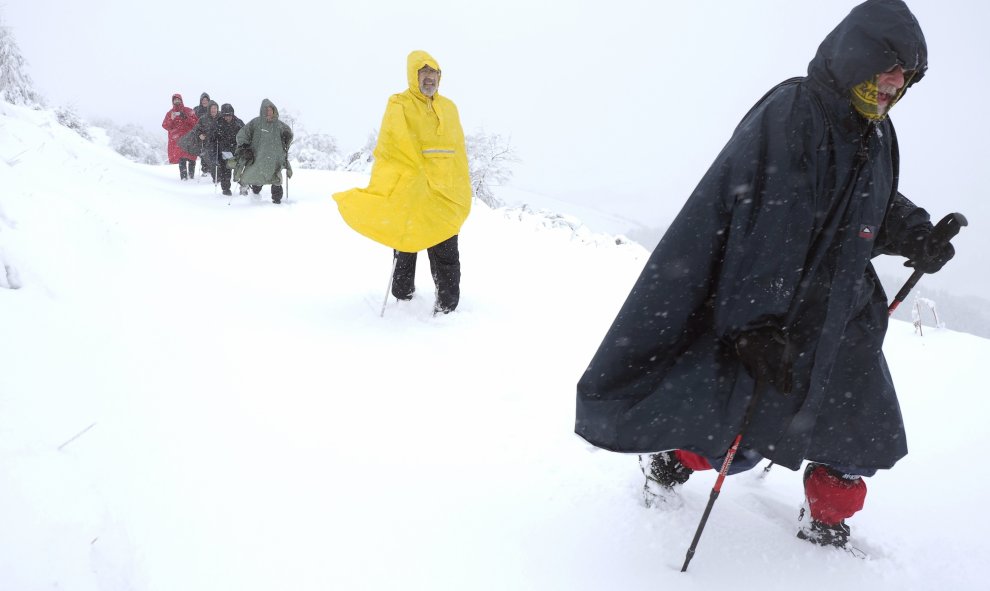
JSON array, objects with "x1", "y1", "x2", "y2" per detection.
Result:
[{"x1": 2, "y1": 103, "x2": 988, "y2": 589}]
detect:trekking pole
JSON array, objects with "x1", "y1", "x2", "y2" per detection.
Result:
[
  {"x1": 759, "y1": 461, "x2": 775, "y2": 479},
  {"x1": 380, "y1": 253, "x2": 398, "y2": 317},
  {"x1": 888, "y1": 212, "x2": 967, "y2": 315},
  {"x1": 284, "y1": 144, "x2": 291, "y2": 204},
  {"x1": 681, "y1": 381, "x2": 766, "y2": 573}
]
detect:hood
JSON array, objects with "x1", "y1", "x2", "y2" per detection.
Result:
[
  {"x1": 220, "y1": 103, "x2": 235, "y2": 116},
  {"x1": 207, "y1": 100, "x2": 220, "y2": 117},
  {"x1": 259, "y1": 98, "x2": 279, "y2": 119},
  {"x1": 406, "y1": 50, "x2": 441, "y2": 100},
  {"x1": 200, "y1": 92, "x2": 211, "y2": 102},
  {"x1": 171, "y1": 93, "x2": 185, "y2": 106},
  {"x1": 808, "y1": 0, "x2": 927, "y2": 96}
]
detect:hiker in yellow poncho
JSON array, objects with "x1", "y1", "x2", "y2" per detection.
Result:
[{"x1": 333, "y1": 50, "x2": 471, "y2": 314}]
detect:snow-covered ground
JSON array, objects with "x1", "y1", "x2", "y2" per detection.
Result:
[{"x1": 2, "y1": 101, "x2": 987, "y2": 590}]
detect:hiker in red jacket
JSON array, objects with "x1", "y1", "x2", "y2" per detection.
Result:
[{"x1": 162, "y1": 93, "x2": 198, "y2": 180}]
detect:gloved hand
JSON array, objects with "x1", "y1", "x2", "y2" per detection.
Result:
[
  {"x1": 903, "y1": 229, "x2": 955, "y2": 274},
  {"x1": 237, "y1": 145, "x2": 255, "y2": 166},
  {"x1": 734, "y1": 326, "x2": 794, "y2": 394}
]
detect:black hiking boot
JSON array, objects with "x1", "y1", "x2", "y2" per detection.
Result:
[
  {"x1": 797, "y1": 462, "x2": 855, "y2": 548},
  {"x1": 797, "y1": 506, "x2": 851, "y2": 548},
  {"x1": 638, "y1": 452, "x2": 693, "y2": 509}
]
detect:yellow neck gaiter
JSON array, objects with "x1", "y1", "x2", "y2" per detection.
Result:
[
  {"x1": 851, "y1": 72, "x2": 913, "y2": 121},
  {"x1": 851, "y1": 78, "x2": 886, "y2": 121}
]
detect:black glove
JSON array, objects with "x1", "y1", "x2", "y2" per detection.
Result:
[
  {"x1": 237, "y1": 145, "x2": 255, "y2": 166},
  {"x1": 734, "y1": 326, "x2": 794, "y2": 394},
  {"x1": 903, "y1": 229, "x2": 955, "y2": 274}
]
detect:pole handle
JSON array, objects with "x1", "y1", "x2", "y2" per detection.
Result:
[{"x1": 888, "y1": 212, "x2": 968, "y2": 315}]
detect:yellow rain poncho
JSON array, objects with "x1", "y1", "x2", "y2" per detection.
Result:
[{"x1": 333, "y1": 51, "x2": 472, "y2": 253}]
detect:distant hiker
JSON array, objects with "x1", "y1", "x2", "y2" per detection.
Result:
[
  {"x1": 193, "y1": 92, "x2": 211, "y2": 119},
  {"x1": 183, "y1": 100, "x2": 222, "y2": 185},
  {"x1": 216, "y1": 103, "x2": 245, "y2": 197},
  {"x1": 333, "y1": 50, "x2": 471, "y2": 315},
  {"x1": 234, "y1": 98, "x2": 293, "y2": 204},
  {"x1": 161, "y1": 93, "x2": 198, "y2": 181},
  {"x1": 575, "y1": 0, "x2": 958, "y2": 551},
  {"x1": 194, "y1": 92, "x2": 212, "y2": 177}
]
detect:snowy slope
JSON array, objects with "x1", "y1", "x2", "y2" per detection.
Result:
[{"x1": 1, "y1": 101, "x2": 987, "y2": 590}]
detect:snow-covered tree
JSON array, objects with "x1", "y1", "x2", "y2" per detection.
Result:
[
  {"x1": 292, "y1": 133, "x2": 342, "y2": 170},
  {"x1": 0, "y1": 15, "x2": 44, "y2": 106},
  {"x1": 466, "y1": 131, "x2": 519, "y2": 208},
  {"x1": 343, "y1": 131, "x2": 378, "y2": 173}
]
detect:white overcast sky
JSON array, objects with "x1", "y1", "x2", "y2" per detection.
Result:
[{"x1": 4, "y1": 0, "x2": 988, "y2": 296}]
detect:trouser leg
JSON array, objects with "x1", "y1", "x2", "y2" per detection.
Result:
[
  {"x1": 391, "y1": 251, "x2": 417, "y2": 300},
  {"x1": 271, "y1": 185, "x2": 283, "y2": 203},
  {"x1": 188, "y1": 158, "x2": 196, "y2": 179},
  {"x1": 220, "y1": 166, "x2": 232, "y2": 191},
  {"x1": 427, "y1": 235, "x2": 460, "y2": 313},
  {"x1": 251, "y1": 185, "x2": 262, "y2": 194},
  {"x1": 178, "y1": 159, "x2": 188, "y2": 180}
]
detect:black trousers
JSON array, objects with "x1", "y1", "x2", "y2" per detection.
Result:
[
  {"x1": 391, "y1": 235, "x2": 460, "y2": 312},
  {"x1": 218, "y1": 164, "x2": 232, "y2": 191},
  {"x1": 178, "y1": 158, "x2": 195, "y2": 179},
  {"x1": 251, "y1": 185, "x2": 283, "y2": 202}
]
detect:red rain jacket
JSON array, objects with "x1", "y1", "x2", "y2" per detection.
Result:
[{"x1": 161, "y1": 93, "x2": 198, "y2": 163}]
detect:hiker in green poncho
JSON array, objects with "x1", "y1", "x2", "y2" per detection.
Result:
[{"x1": 234, "y1": 98, "x2": 294, "y2": 204}]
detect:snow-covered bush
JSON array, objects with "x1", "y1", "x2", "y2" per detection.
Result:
[
  {"x1": 502, "y1": 205, "x2": 636, "y2": 249},
  {"x1": 0, "y1": 202, "x2": 21, "y2": 289},
  {"x1": 466, "y1": 131, "x2": 519, "y2": 208},
  {"x1": 0, "y1": 253, "x2": 21, "y2": 289},
  {"x1": 342, "y1": 131, "x2": 377, "y2": 173},
  {"x1": 55, "y1": 105, "x2": 92, "y2": 140},
  {"x1": 292, "y1": 133, "x2": 342, "y2": 170},
  {"x1": 91, "y1": 119, "x2": 167, "y2": 165},
  {"x1": 912, "y1": 295, "x2": 942, "y2": 336}
]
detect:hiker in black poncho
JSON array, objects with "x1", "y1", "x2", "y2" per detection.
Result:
[{"x1": 575, "y1": 0, "x2": 957, "y2": 549}]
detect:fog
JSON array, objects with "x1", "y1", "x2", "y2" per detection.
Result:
[{"x1": 4, "y1": 0, "x2": 987, "y2": 297}]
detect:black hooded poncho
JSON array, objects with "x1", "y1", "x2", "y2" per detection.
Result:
[{"x1": 575, "y1": 0, "x2": 932, "y2": 472}]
